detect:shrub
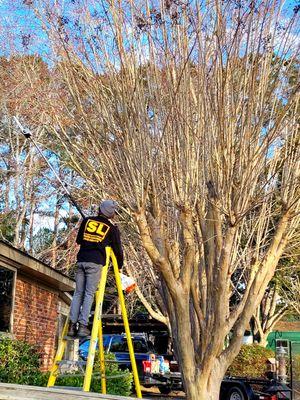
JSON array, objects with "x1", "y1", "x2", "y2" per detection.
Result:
[
  {"x1": 0, "y1": 337, "x2": 43, "y2": 384},
  {"x1": 227, "y1": 344, "x2": 275, "y2": 378},
  {"x1": 293, "y1": 354, "x2": 300, "y2": 381}
]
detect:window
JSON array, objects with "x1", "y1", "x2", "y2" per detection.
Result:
[
  {"x1": 110, "y1": 337, "x2": 149, "y2": 353},
  {"x1": 103, "y1": 335, "x2": 112, "y2": 350},
  {"x1": 276, "y1": 339, "x2": 288, "y2": 348},
  {"x1": 276, "y1": 339, "x2": 289, "y2": 356},
  {"x1": 110, "y1": 336, "x2": 126, "y2": 352},
  {"x1": 133, "y1": 339, "x2": 149, "y2": 353},
  {"x1": 0, "y1": 266, "x2": 15, "y2": 333}
]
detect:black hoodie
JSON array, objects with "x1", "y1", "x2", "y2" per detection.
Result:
[{"x1": 76, "y1": 215, "x2": 123, "y2": 268}]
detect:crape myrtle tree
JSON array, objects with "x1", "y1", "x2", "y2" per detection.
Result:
[{"x1": 34, "y1": 1, "x2": 299, "y2": 399}]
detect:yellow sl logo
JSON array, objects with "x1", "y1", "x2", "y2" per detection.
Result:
[{"x1": 86, "y1": 220, "x2": 109, "y2": 237}]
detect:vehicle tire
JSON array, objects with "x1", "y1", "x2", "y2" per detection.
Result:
[
  {"x1": 226, "y1": 386, "x2": 247, "y2": 400},
  {"x1": 158, "y1": 386, "x2": 172, "y2": 395}
]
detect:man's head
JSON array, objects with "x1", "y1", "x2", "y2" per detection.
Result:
[{"x1": 99, "y1": 199, "x2": 118, "y2": 219}]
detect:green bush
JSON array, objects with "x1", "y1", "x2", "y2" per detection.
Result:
[
  {"x1": 227, "y1": 344, "x2": 275, "y2": 378},
  {"x1": 293, "y1": 354, "x2": 300, "y2": 381},
  {"x1": 30, "y1": 372, "x2": 50, "y2": 387},
  {"x1": 54, "y1": 353, "x2": 133, "y2": 396},
  {"x1": 94, "y1": 353, "x2": 133, "y2": 396},
  {"x1": 0, "y1": 337, "x2": 43, "y2": 384}
]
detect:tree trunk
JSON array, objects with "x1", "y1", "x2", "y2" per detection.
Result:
[
  {"x1": 259, "y1": 334, "x2": 270, "y2": 347},
  {"x1": 171, "y1": 295, "x2": 226, "y2": 400},
  {"x1": 183, "y1": 362, "x2": 225, "y2": 400},
  {"x1": 4, "y1": 180, "x2": 10, "y2": 212},
  {"x1": 13, "y1": 204, "x2": 27, "y2": 248},
  {"x1": 28, "y1": 199, "x2": 36, "y2": 251}
]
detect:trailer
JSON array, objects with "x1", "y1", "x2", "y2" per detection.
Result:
[
  {"x1": 220, "y1": 377, "x2": 291, "y2": 400},
  {"x1": 141, "y1": 369, "x2": 291, "y2": 399},
  {"x1": 141, "y1": 355, "x2": 292, "y2": 399}
]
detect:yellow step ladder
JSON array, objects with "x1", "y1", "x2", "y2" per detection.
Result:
[{"x1": 47, "y1": 247, "x2": 142, "y2": 398}]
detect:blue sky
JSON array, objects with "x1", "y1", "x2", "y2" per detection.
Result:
[
  {"x1": 0, "y1": 0, "x2": 113, "y2": 64},
  {"x1": 0, "y1": 0, "x2": 50, "y2": 58},
  {"x1": 0, "y1": 0, "x2": 299, "y2": 62}
]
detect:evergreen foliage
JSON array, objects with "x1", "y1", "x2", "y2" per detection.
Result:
[
  {"x1": 227, "y1": 345, "x2": 275, "y2": 378},
  {"x1": 0, "y1": 337, "x2": 41, "y2": 384}
]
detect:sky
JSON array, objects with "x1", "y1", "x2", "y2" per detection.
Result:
[
  {"x1": 0, "y1": 1, "x2": 42, "y2": 56},
  {"x1": 0, "y1": 0, "x2": 299, "y2": 62}
]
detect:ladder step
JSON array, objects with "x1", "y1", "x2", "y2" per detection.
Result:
[
  {"x1": 56, "y1": 372, "x2": 131, "y2": 379},
  {"x1": 91, "y1": 312, "x2": 122, "y2": 319},
  {"x1": 63, "y1": 335, "x2": 91, "y2": 340},
  {"x1": 56, "y1": 360, "x2": 86, "y2": 366},
  {"x1": 105, "y1": 372, "x2": 132, "y2": 379}
]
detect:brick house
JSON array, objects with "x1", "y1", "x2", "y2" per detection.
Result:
[{"x1": 0, "y1": 240, "x2": 75, "y2": 371}]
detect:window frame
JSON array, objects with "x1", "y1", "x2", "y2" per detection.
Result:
[
  {"x1": 275, "y1": 339, "x2": 289, "y2": 356},
  {"x1": 0, "y1": 262, "x2": 17, "y2": 335},
  {"x1": 276, "y1": 339, "x2": 289, "y2": 348}
]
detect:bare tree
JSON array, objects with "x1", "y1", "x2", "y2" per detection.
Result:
[
  {"x1": 253, "y1": 258, "x2": 300, "y2": 346},
  {"x1": 0, "y1": 117, "x2": 41, "y2": 249},
  {"x1": 125, "y1": 241, "x2": 169, "y2": 326},
  {"x1": 35, "y1": 1, "x2": 299, "y2": 399},
  {"x1": 0, "y1": 55, "x2": 52, "y2": 248},
  {"x1": 287, "y1": 275, "x2": 300, "y2": 315},
  {"x1": 278, "y1": 248, "x2": 300, "y2": 316},
  {"x1": 0, "y1": 55, "x2": 82, "y2": 270},
  {"x1": 253, "y1": 282, "x2": 289, "y2": 347}
]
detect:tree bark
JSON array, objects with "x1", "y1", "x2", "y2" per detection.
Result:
[
  {"x1": 169, "y1": 288, "x2": 229, "y2": 400},
  {"x1": 258, "y1": 334, "x2": 269, "y2": 348}
]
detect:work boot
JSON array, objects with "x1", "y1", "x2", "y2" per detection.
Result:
[
  {"x1": 67, "y1": 322, "x2": 77, "y2": 337},
  {"x1": 77, "y1": 323, "x2": 90, "y2": 337}
]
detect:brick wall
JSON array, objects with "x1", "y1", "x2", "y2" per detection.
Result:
[{"x1": 13, "y1": 277, "x2": 58, "y2": 372}]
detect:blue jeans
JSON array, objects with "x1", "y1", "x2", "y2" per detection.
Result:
[{"x1": 69, "y1": 262, "x2": 102, "y2": 326}]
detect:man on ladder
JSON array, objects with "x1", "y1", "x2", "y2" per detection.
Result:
[
  {"x1": 68, "y1": 199, "x2": 123, "y2": 337},
  {"x1": 13, "y1": 117, "x2": 142, "y2": 397}
]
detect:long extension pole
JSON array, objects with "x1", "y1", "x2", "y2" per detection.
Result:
[{"x1": 13, "y1": 116, "x2": 85, "y2": 218}]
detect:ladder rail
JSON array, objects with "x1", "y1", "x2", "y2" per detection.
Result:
[
  {"x1": 98, "y1": 312, "x2": 106, "y2": 394},
  {"x1": 98, "y1": 248, "x2": 111, "y2": 395},
  {"x1": 47, "y1": 317, "x2": 69, "y2": 387},
  {"x1": 83, "y1": 248, "x2": 110, "y2": 392},
  {"x1": 111, "y1": 250, "x2": 143, "y2": 399}
]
